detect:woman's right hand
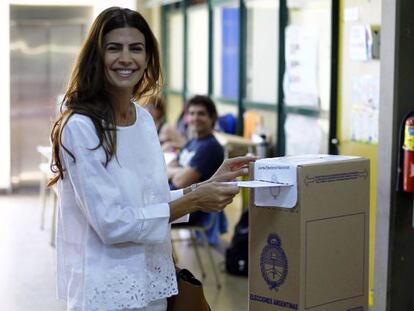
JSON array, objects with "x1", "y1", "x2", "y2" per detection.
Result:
[{"x1": 192, "y1": 182, "x2": 240, "y2": 213}]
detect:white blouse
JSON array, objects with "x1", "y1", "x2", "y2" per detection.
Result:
[{"x1": 56, "y1": 104, "x2": 181, "y2": 310}]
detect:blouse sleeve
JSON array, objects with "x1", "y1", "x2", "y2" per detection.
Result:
[
  {"x1": 60, "y1": 116, "x2": 170, "y2": 245},
  {"x1": 169, "y1": 189, "x2": 183, "y2": 201}
]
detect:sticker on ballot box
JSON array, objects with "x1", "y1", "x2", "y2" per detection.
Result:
[{"x1": 254, "y1": 159, "x2": 298, "y2": 208}]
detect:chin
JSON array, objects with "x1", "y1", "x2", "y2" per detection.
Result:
[
  {"x1": 107, "y1": 75, "x2": 141, "y2": 90},
  {"x1": 109, "y1": 80, "x2": 139, "y2": 91}
]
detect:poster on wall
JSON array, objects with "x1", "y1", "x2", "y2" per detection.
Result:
[
  {"x1": 350, "y1": 75, "x2": 379, "y2": 144},
  {"x1": 285, "y1": 114, "x2": 324, "y2": 155},
  {"x1": 349, "y1": 24, "x2": 372, "y2": 61},
  {"x1": 283, "y1": 25, "x2": 320, "y2": 107}
]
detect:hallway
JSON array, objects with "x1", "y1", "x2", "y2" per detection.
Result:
[{"x1": 0, "y1": 190, "x2": 248, "y2": 310}]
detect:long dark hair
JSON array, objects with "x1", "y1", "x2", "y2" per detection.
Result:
[{"x1": 48, "y1": 7, "x2": 162, "y2": 186}]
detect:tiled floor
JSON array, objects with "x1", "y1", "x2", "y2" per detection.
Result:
[{"x1": 0, "y1": 189, "x2": 248, "y2": 311}]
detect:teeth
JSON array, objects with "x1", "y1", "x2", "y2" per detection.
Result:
[{"x1": 116, "y1": 69, "x2": 133, "y2": 76}]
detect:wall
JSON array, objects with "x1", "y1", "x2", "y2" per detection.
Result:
[{"x1": 337, "y1": 0, "x2": 381, "y2": 306}]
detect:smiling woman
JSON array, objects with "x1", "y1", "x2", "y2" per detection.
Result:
[{"x1": 47, "y1": 6, "x2": 254, "y2": 311}]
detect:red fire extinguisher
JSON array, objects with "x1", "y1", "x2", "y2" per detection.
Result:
[{"x1": 403, "y1": 117, "x2": 414, "y2": 192}]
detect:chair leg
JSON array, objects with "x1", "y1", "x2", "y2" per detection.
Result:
[
  {"x1": 50, "y1": 192, "x2": 57, "y2": 247},
  {"x1": 198, "y1": 229, "x2": 221, "y2": 289},
  {"x1": 190, "y1": 229, "x2": 206, "y2": 279},
  {"x1": 39, "y1": 174, "x2": 47, "y2": 230}
]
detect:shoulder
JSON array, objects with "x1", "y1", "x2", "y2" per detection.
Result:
[
  {"x1": 64, "y1": 113, "x2": 96, "y2": 131},
  {"x1": 135, "y1": 103, "x2": 153, "y2": 123},
  {"x1": 203, "y1": 135, "x2": 224, "y2": 151},
  {"x1": 189, "y1": 136, "x2": 223, "y2": 155},
  {"x1": 61, "y1": 113, "x2": 99, "y2": 145}
]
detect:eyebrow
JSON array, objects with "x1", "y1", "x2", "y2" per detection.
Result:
[{"x1": 105, "y1": 42, "x2": 145, "y2": 48}]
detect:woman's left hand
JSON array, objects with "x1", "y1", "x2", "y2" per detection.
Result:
[{"x1": 209, "y1": 155, "x2": 256, "y2": 183}]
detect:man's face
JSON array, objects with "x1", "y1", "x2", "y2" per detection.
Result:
[{"x1": 187, "y1": 104, "x2": 214, "y2": 137}]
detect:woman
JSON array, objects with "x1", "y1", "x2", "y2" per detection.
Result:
[
  {"x1": 49, "y1": 7, "x2": 253, "y2": 311},
  {"x1": 144, "y1": 95, "x2": 186, "y2": 152}
]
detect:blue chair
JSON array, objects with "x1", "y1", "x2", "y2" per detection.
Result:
[{"x1": 217, "y1": 113, "x2": 237, "y2": 134}]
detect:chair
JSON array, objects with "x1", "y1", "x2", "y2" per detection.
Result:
[
  {"x1": 171, "y1": 213, "x2": 222, "y2": 289},
  {"x1": 37, "y1": 145, "x2": 57, "y2": 247},
  {"x1": 217, "y1": 113, "x2": 237, "y2": 134}
]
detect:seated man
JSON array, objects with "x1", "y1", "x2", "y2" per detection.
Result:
[{"x1": 167, "y1": 95, "x2": 227, "y2": 244}]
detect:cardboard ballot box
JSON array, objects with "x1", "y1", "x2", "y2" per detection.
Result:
[{"x1": 249, "y1": 155, "x2": 369, "y2": 311}]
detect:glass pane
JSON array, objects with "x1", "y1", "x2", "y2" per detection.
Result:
[
  {"x1": 187, "y1": 5, "x2": 208, "y2": 95},
  {"x1": 167, "y1": 10, "x2": 184, "y2": 91},
  {"x1": 285, "y1": 114, "x2": 328, "y2": 155},
  {"x1": 245, "y1": 0, "x2": 279, "y2": 103},
  {"x1": 284, "y1": 0, "x2": 332, "y2": 154},
  {"x1": 284, "y1": 1, "x2": 332, "y2": 111},
  {"x1": 213, "y1": 3, "x2": 239, "y2": 99}
]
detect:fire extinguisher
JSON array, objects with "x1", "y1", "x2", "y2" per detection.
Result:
[
  {"x1": 397, "y1": 112, "x2": 414, "y2": 228},
  {"x1": 403, "y1": 117, "x2": 414, "y2": 192},
  {"x1": 397, "y1": 111, "x2": 414, "y2": 192}
]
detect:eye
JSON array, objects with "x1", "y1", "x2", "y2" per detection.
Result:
[
  {"x1": 106, "y1": 45, "x2": 120, "y2": 51},
  {"x1": 130, "y1": 45, "x2": 145, "y2": 52}
]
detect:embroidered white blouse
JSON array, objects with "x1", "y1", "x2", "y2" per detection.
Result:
[{"x1": 56, "y1": 104, "x2": 182, "y2": 310}]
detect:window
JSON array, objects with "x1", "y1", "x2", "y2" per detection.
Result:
[{"x1": 213, "y1": 3, "x2": 239, "y2": 99}]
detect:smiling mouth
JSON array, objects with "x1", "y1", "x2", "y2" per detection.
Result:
[{"x1": 114, "y1": 69, "x2": 136, "y2": 78}]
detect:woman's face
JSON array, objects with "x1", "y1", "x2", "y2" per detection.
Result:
[{"x1": 103, "y1": 27, "x2": 148, "y2": 94}]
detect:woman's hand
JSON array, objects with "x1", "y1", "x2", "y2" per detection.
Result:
[
  {"x1": 209, "y1": 155, "x2": 256, "y2": 183},
  {"x1": 192, "y1": 182, "x2": 240, "y2": 213}
]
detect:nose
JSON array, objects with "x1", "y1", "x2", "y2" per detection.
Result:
[
  {"x1": 189, "y1": 113, "x2": 199, "y2": 122},
  {"x1": 119, "y1": 48, "x2": 132, "y2": 64}
]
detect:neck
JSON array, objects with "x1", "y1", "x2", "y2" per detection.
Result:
[
  {"x1": 112, "y1": 92, "x2": 135, "y2": 126},
  {"x1": 194, "y1": 130, "x2": 212, "y2": 139},
  {"x1": 109, "y1": 86, "x2": 133, "y2": 113},
  {"x1": 116, "y1": 94, "x2": 133, "y2": 114}
]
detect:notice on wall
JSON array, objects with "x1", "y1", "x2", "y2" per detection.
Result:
[
  {"x1": 285, "y1": 114, "x2": 323, "y2": 155},
  {"x1": 344, "y1": 7, "x2": 359, "y2": 22},
  {"x1": 283, "y1": 25, "x2": 320, "y2": 107},
  {"x1": 350, "y1": 75, "x2": 379, "y2": 144},
  {"x1": 349, "y1": 24, "x2": 372, "y2": 61}
]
